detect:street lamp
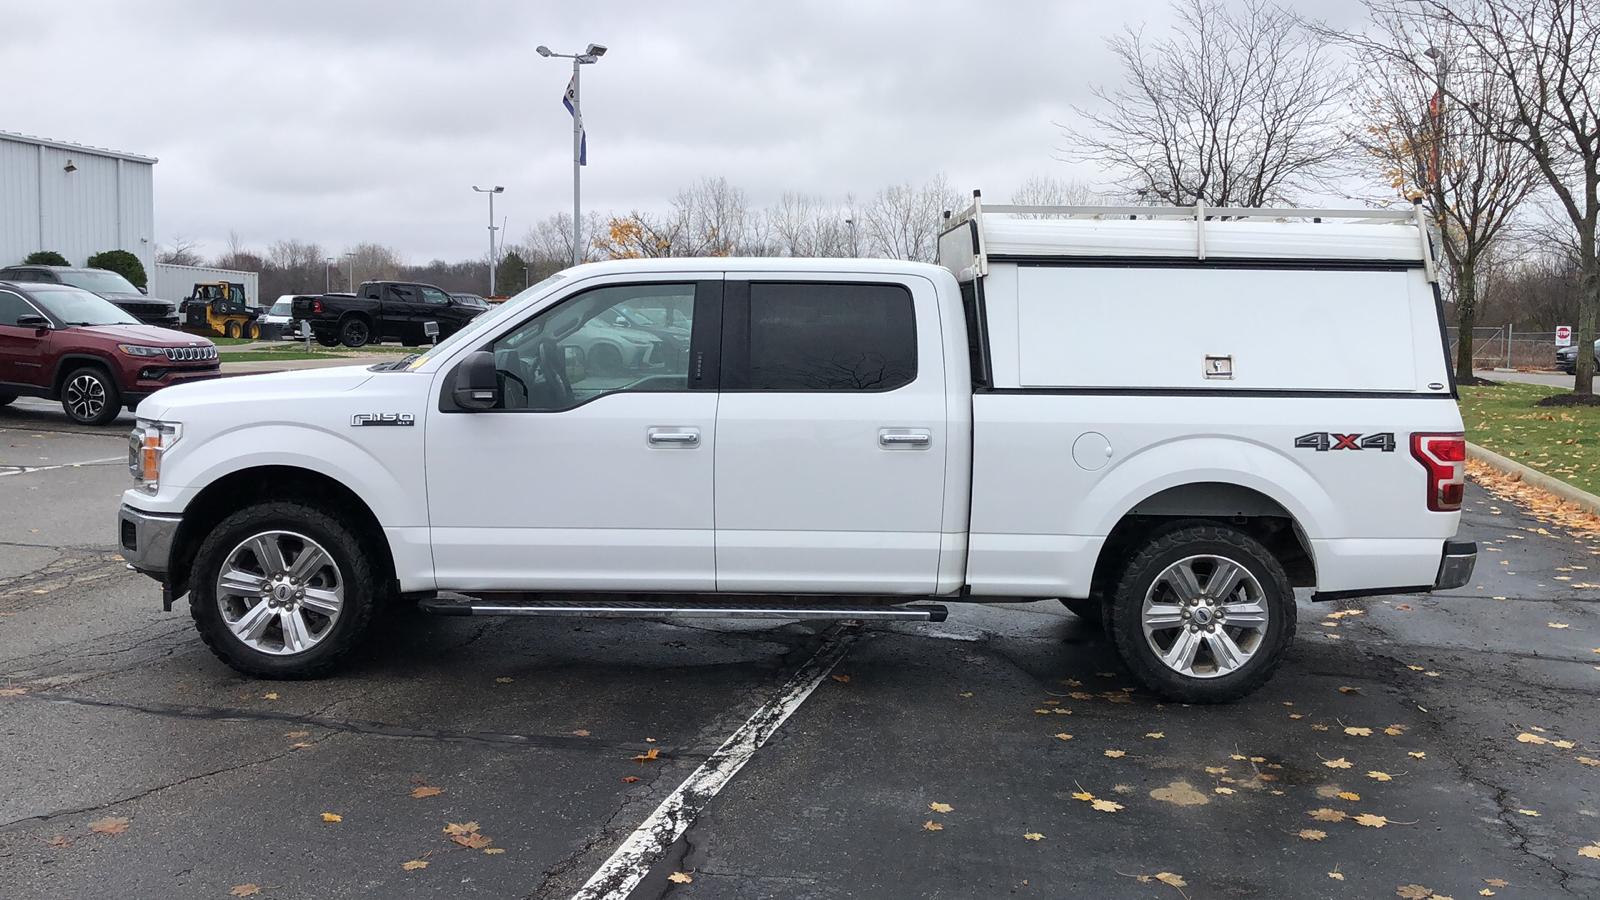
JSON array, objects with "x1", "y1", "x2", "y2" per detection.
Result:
[
  {"x1": 537, "y1": 42, "x2": 606, "y2": 268},
  {"x1": 324, "y1": 257, "x2": 334, "y2": 293},
  {"x1": 473, "y1": 185, "x2": 505, "y2": 295}
]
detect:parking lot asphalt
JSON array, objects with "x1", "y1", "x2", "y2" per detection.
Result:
[{"x1": 4, "y1": 401, "x2": 1600, "y2": 900}]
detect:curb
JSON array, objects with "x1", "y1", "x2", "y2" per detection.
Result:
[{"x1": 1466, "y1": 441, "x2": 1600, "y2": 516}]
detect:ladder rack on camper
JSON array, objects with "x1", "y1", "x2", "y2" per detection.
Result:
[{"x1": 939, "y1": 191, "x2": 1438, "y2": 285}]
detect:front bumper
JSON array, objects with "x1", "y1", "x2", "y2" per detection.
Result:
[{"x1": 118, "y1": 504, "x2": 181, "y2": 579}]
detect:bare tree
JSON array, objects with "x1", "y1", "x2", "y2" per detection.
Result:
[
  {"x1": 520, "y1": 211, "x2": 606, "y2": 268},
  {"x1": 670, "y1": 177, "x2": 758, "y2": 256},
  {"x1": 1355, "y1": 0, "x2": 1600, "y2": 398},
  {"x1": 1344, "y1": 20, "x2": 1540, "y2": 384},
  {"x1": 156, "y1": 236, "x2": 204, "y2": 267},
  {"x1": 1063, "y1": 0, "x2": 1350, "y2": 207},
  {"x1": 1008, "y1": 175, "x2": 1104, "y2": 217},
  {"x1": 860, "y1": 174, "x2": 963, "y2": 262},
  {"x1": 764, "y1": 192, "x2": 856, "y2": 257}
]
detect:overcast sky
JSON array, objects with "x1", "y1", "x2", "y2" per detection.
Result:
[{"x1": 3, "y1": 0, "x2": 1368, "y2": 264}]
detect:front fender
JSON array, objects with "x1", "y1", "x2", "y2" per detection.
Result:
[{"x1": 1076, "y1": 436, "x2": 1342, "y2": 539}]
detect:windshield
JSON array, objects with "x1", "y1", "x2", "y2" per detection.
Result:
[
  {"x1": 57, "y1": 270, "x2": 142, "y2": 296},
  {"x1": 412, "y1": 272, "x2": 567, "y2": 363},
  {"x1": 28, "y1": 286, "x2": 140, "y2": 326},
  {"x1": 270, "y1": 300, "x2": 293, "y2": 316}
]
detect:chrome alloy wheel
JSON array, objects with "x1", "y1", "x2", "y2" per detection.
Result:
[
  {"x1": 1141, "y1": 554, "x2": 1269, "y2": 679},
  {"x1": 215, "y1": 531, "x2": 344, "y2": 655},
  {"x1": 65, "y1": 373, "x2": 107, "y2": 421}
]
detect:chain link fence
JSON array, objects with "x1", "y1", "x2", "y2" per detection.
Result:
[{"x1": 1445, "y1": 326, "x2": 1561, "y2": 370}]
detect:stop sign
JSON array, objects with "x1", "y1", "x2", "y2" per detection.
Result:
[{"x1": 1557, "y1": 325, "x2": 1573, "y2": 347}]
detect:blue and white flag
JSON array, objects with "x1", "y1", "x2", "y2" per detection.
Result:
[{"x1": 563, "y1": 75, "x2": 587, "y2": 166}]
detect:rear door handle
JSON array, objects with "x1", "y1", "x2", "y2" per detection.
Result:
[
  {"x1": 647, "y1": 427, "x2": 701, "y2": 448},
  {"x1": 879, "y1": 429, "x2": 932, "y2": 449}
]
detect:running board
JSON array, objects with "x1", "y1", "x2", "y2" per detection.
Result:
[{"x1": 417, "y1": 596, "x2": 948, "y2": 622}]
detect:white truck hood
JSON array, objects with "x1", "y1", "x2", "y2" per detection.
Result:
[{"x1": 137, "y1": 365, "x2": 380, "y2": 420}]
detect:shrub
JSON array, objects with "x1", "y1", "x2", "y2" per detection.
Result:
[
  {"x1": 86, "y1": 250, "x2": 147, "y2": 289},
  {"x1": 23, "y1": 250, "x2": 69, "y2": 266}
]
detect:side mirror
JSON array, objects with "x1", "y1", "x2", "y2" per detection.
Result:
[
  {"x1": 452, "y1": 350, "x2": 500, "y2": 410},
  {"x1": 17, "y1": 314, "x2": 50, "y2": 331},
  {"x1": 614, "y1": 315, "x2": 629, "y2": 326}
]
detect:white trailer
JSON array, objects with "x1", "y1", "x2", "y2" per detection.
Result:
[{"x1": 151, "y1": 263, "x2": 260, "y2": 307}]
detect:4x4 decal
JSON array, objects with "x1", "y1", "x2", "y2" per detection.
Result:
[{"x1": 1294, "y1": 432, "x2": 1395, "y2": 452}]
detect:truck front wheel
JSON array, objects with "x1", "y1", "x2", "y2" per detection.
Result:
[
  {"x1": 189, "y1": 501, "x2": 379, "y2": 679},
  {"x1": 1108, "y1": 523, "x2": 1294, "y2": 703}
]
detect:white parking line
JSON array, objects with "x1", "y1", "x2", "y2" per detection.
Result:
[
  {"x1": 0, "y1": 457, "x2": 125, "y2": 477},
  {"x1": 568, "y1": 629, "x2": 858, "y2": 900}
]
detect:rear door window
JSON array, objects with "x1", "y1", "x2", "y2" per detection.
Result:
[{"x1": 724, "y1": 282, "x2": 916, "y2": 391}]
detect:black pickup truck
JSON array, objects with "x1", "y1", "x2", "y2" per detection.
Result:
[{"x1": 292, "y1": 281, "x2": 487, "y2": 348}]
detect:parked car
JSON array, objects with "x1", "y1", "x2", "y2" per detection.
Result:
[
  {"x1": 449, "y1": 292, "x2": 490, "y2": 311},
  {"x1": 260, "y1": 296, "x2": 306, "y2": 340},
  {"x1": 292, "y1": 281, "x2": 486, "y2": 347},
  {"x1": 117, "y1": 201, "x2": 1475, "y2": 703},
  {"x1": 0, "y1": 265, "x2": 179, "y2": 328},
  {"x1": 0, "y1": 281, "x2": 219, "y2": 425},
  {"x1": 1556, "y1": 339, "x2": 1599, "y2": 375},
  {"x1": 567, "y1": 308, "x2": 667, "y2": 375}
]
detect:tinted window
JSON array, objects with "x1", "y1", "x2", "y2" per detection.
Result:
[
  {"x1": 742, "y1": 283, "x2": 915, "y2": 391},
  {"x1": 483, "y1": 283, "x2": 698, "y2": 412},
  {"x1": 2, "y1": 269, "x2": 44, "y2": 282},
  {"x1": 421, "y1": 287, "x2": 451, "y2": 305},
  {"x1": 0, "y1": 290, "x2": 39, "y2": 327},
  {"x1": 386, "y1": 285, "x2": 422, "y2": 303}
]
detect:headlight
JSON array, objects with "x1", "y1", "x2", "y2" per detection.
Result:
[
  {"x1": 118, "y1": 344, "x2": 168, "y2": 357},
  {"x1": 128, "y1": 419, "x2": 182, "y2": 493}
]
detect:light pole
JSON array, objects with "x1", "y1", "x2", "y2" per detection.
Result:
[
  {"x1": 1423, "y1": 46, "x2": 1448, "y2": 191},
  {"x1": 324, "y1": 257, "x2": 334, "y2": 293},
  {"x1": 344, "y1": 252, "x2": 354, "y2": 293},
  {"x1": 473, "y1": 185, "x2": 505, "y2": 295},
  {"x1": 844, "y1": 217, "x2": 858, "y2": 257},
  {"x1": 537, "y1": 42, "x2": 606, "y2": 268}
]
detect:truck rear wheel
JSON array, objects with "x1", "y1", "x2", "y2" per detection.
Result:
[
  {"x1": 315, "y1": 332, "x2": 341, "y2": 347},
  {"x1": 1107, "y1": 523, "x2": 1294, "y2": 703},
  {"x1": 189, "y1": 500, "x2": 379, "y2": 679},
  {"x1": 340, "y1": 318, "x2": 371, "y2": 348}
]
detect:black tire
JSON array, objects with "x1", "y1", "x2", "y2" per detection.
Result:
[
  {"x1": 0, "y1": 393, "x2": 16, "y2": 407},
  {"x1": 189, "y1": 500, "x2": 380, "y2": 679},
  {"x1": 245, "y1": 322, "x2": 260, "y2": 340},
  {"x1": 1107, "y1": 522, "x2": 1295, "y2": 703},
  {"x1": 315, "y1": 332, "x2": 341, "y2": 348},
  {"x1": 587, "y1": 343, "x2": 624, "y2": 376},
  {"x1": 340, "y1": 317, "x2": 370, "y2": 348},
  {"x1": 60, "y1": 366, "x2": 121, "y2": 426},
  {"x1": 225, "y1": 320, "x2": 242, "y2": 339},
  {"x1": 1059, "y1": 597, "x2": 1105, "y2": 622}
]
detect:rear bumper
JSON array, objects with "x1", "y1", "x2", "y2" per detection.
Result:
[{"x1": 1311, "y1": 539, "x2": 1476, "y2": 602}]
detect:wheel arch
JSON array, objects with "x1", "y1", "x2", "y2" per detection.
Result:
[
  {"x1": 53, "y1": 352, "x2": 120, "y2": 398},
  {"x1": 168, "y1": 465, "x2": 395, "y2": 603}
]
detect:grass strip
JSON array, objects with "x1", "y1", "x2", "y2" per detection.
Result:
[{"x1": 1459, "y1": 381, "x2": 1600, "y2": 495}]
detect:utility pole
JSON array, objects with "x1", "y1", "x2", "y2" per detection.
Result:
[
  {"x1": 473, "y1": 185, "x2": 504, "y2": 295},
  {"x1": 538, "y1": 42, "x2": 606, "y2": 268}
]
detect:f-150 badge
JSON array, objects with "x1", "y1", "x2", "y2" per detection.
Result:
[
  {"x1": 1294, "y1": 432, "x2": 1395, "y2": 452},
  {"x1": 352, "y1": 413, "x2": 415, "y2": 427}
]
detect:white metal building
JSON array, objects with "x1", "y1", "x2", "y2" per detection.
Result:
[{"x1": 0, "y1": 130, "x2": 157, "y2": 275}]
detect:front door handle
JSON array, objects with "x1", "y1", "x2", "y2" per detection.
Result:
[
  {"x1": 647, "y1": 427, "x2": 701, "y2": 448},
  {"x1": 879, "y1": 429, "x2": 932, "y2": 449}
]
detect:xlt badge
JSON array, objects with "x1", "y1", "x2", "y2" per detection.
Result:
[
  {"x1": 1294, "y1": 432, "x2": 1395, "y2": 452},
  {"x1": 352, "y1": 413, "x2": 415, "y2": 427}
]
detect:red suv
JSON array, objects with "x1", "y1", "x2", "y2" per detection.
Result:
[{"x1": 0, "y1": 281, "x2": 220, "y2": 426}]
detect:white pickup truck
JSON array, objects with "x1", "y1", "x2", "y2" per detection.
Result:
[{"x1": 118, "y1": 198, "x2": 1475, "y2": 702}]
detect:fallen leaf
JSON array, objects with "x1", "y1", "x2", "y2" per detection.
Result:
[
  {"x1": 1480, "y1": 891, "x2": 1495, "y2": 897},
  {"x1": 632, "y1": 747, "x2": 660, "y2": 763},
  {"x1": 1309, "y1": 808, "x2": 1348, "y2": 822},
  {"x1": 1484, "y1": 879, "x2": 1509, "y2": 887},
  {"x1": 1229, "y1": 754, "x2": 1247, "y2": 760},
  {"x1": 830, "y1": 674, "x2": 851, "y2": 684},
  {"x1": 1339, "y1": 686, "x2": 1362, "y2": 694},
  {"x1": 45, "y1": 835, "x2": 71, "y2": 848},
  {"x1": 1338, "y1": 791, "x2": 1361, "y2": 801},
  {"x1": 1385, "y1": 725, "x2": 1409, "y2": 735},
  {"x1": 411, "y1": 786, "x2": 442, "y2": 799},
  {"x1": 284, "y1": 731, "x2": 309, "y2": 738},
  {"x1": 1548, "y1": 622, "x2": 1571, "y2": 629},
  {"x1": 1311, "y1": 724, "x2": 1331, "y2": 731},
  {"x1": 292, "y1": 742, "x2": 311, "y2": 749},
  {"x1": 1516, "y1": 809, "x2": 1540, "y2": 817},
  {"x1": 230, "y1": 886, "x2": 262, "y2": 897},
  {"x1": 1071, "y1": 791, "x2": 1095, "y2": 801},
  {"x1": 1149, "y1": 782, "x2": 1208, "y2": 807},
  {"x1": 401, "y1": 860, "x2": 427, "y2": 871},
  {"x1": 452, "y1": 833, "x2": 492, "y2": 849},
  {"x1": 442, "y1": 822, "x2": 480, "y2": 836},
  {"x1": 1145, "y1": 732, "x2": 1165, "y2": 739},
  {"x1": 1407, "y1": 665, "x2": 1426, "y2": 671},
  {"x1": 1554, "y1": 740, "x2": 1576, "y2": 749},
  {"x1": 669, "y1": 872, "x2": 693, "y2": 884},
  {"x1": 1214, "y1": 787, "x2": 1236, "y2": 795},
  {"x1": 1104, "y1": 749, "x2": 1126, "y2": 758},
  {"x1": 1069, "y1": 691, "x2": 1095, "y2": 700},
  {"x1": 1298, "y1": 829, "x2": 1327, "y2": 840},
  {"x1": 571, "y1": 729, "x2": 591, "y2": 737},
  {"x1": 1155, "y1": 873, "x2": 1187, "y2": 887},
  {"x1": 0, "y1": 688, "x2": 26, "y2": 697},
  {"x1": 1329, "y1": 870, "x2": 1345, "y2": 880},
  {"x1": 1205, "y1": 766, "x2": 1229, "y2": 775},
  {"x1": 484, "y1": 848, "x2": 504, "y2": 855},
  {"x1": 1054, "y1": 733, "x2": 1074, "y2": 741},
  {"x1": 1324, "y1": 757, "x2": 1353, "y2": 769},
  {"x1": 1579, "y1": 844, "x2": 1600, "y2": 859},
  {"x1": 1397, "y1": 886, "x2": 1434, "y2": 899},
  {"x1": 1345, "y1": 727, "x2": 1373, "y2": 737},
  {"x1": 262, "y1": 693, "x2": 279, "y2": 700},
  {"x1": 495, "y1": 677, "x2": 513, "y2": 683},
  {"x1": 1024, "y1": 832, "x2": 1044, "y2": 840},
  {"x1": 1354, "y1": 813, "x2": 1390, "y2": 827},
  {"x1": 929, "y1": 802, "x2": 953, "y2": 813},
  {"x1": 1410, "y1": 751, "x2": 1428, "y2": 759},
  {"x1": 88, "y1": 817, "x2": 130, "y2": 834},
  {"x1": 1250, "y1": 756, "x2": 1266, "y2": 763},
  {"x1": 1577, "y1": 757, "x2": 1600, "y2": 766},
  {"x1": 1091, "y1": 799, "x2": 1123, "y2": 812},
  {"x1": 1368, "y1": 770, "x2": 1395, "y2": 781},
  {"x1": 1315, "y1": 785, "x2": 1343, "y2": 798},
  {"x1": 923, "y1": 820, "x2": 943, "y2": 831},
  {"x1": 321, "y1": 813, "x2": 342, "y2": 823}
]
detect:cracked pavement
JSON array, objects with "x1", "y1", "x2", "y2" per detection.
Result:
[{"x1": 3, "y1": 409, "x2": 1600, "y2": 899}]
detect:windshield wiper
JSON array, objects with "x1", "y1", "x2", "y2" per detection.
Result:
[{"x1": 370, "y1": 354, "x2": 420, "y2": 372}]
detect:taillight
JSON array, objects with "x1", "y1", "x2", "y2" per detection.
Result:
[
  {"x1": 1410, "y1": 432, "x2": 1465, "y2": 512},
  {"x1": 311, "y1": 300, "x2": 324, "y2": 314}
]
